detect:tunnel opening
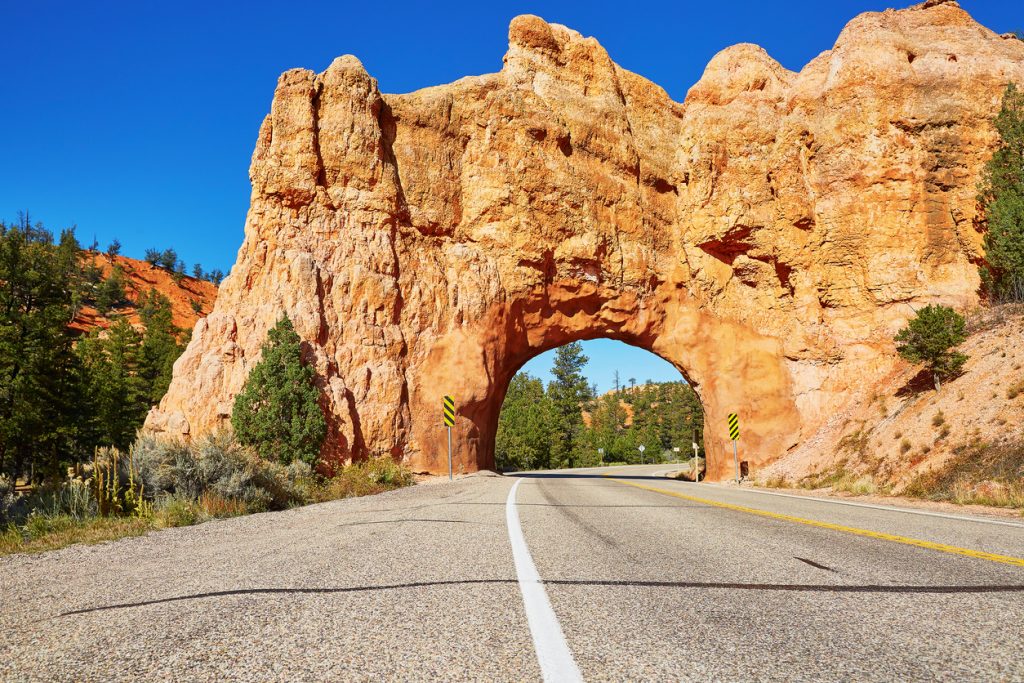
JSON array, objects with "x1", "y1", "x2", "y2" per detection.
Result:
[{"x1": 492, "y1": 339, "x2": 706, "y2": 478}]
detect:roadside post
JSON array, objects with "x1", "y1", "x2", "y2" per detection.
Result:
[
  {"x1": 692, "y1": 428, "x2": 700, "y2": 482},
  {"x1": 638, "y1": 444, "x2": 646, "y2": 464},
  {"x1": 598, "y1": 447, "x2": 604, "y2": 465},
  {"x1": 443, "y1": 395, "x2": 456, "y2": 480},
  {"x1": 728, "y1": 412, "x2": 740, "y2": 484}
]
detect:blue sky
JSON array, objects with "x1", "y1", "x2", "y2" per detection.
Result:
[
  {"x1": 2, "y1": 1, "x2": 1019, "y2": 390},
  {"x1": 521, "y1": 339, "x2": 683, "y2": 394}
]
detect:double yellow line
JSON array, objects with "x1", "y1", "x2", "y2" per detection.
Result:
[{"x1": 607, "y1": 477, "x2": 1024, "y2": 568}]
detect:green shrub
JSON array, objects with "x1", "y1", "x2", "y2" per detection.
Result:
[
  {"x1": 231, "y1": 315, "x2": 326, "y2": 466},
  {"x1": 132, "y1": 434, "x2": 203, "y2": 500},
  {"x1": 44, "y1": 478, "x2": 97, "y2": 520},
  {"x1": 154, "y1": 496, "x2": 200, "y2": 528},
  {"x1": 894, "y1": 304, "x2": 968, "y2": 390},
  {"x1": 316, "y1": 456, "x2": 414, "y2": 502},
  {"x1": 24, "y1": 512, "x2": 76, "y2": 540},
  {"x1": 134, "y1": 431, "x2": 307, "y2": 512},
  {"x1": 0, "y1": 475, "x2": 20, "y2": 526}
]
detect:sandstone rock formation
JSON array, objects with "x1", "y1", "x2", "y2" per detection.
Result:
[{"x1": 146, "y1": 1, "x2": 1024, "y2": 479}]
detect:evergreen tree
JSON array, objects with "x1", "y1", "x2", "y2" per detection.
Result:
[
  {"x1": 192, "y1": 263, "x2": 204, "y2": 279},
  {"x1": 587, "y1": 391, "x2": 628, "y2": 462},
  {"x1": 157, "y1": 248, "x2": 177, "y2": 271},
  {"x1": 144, "y1": 248, "x2": 160, "y2": 266},
  {"x1": 895, "y1": 304, "x2": 968, "y2": 391},
  {"x1": 77, "y1": 320, "x2": 149, "y2": 450},
  {"x1": 105, "y1": 239, "x2": 121, "y2": 258},
  {"x1": 207, "y1": 269, "x2": 225, "y2": 286},
  {"x1": 495, "y1": 373, "x2": 555, "y2": 471},
  {"x1": 978, "y1": 83, "x2": 1024, "y2": 300},
  {"x1": 0, "y1": 217, "x2": 87, "y2": 482},
  {"x1": 546, "y1": 342, "x2": 593, "y2": 468},
  {"x1": 138, "y1": 290, "x2": 186, "y2": 403},
  {"x1": 231, "y1": 315, "x2": 326, "y2": 465},
  {"x1": 94, "y1": 264, "x2": 127, "y2": 315}
]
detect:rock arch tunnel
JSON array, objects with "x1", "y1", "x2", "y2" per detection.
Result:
[
  {"x1": 146, "y1": 7, "x2": 1020, "y2": 480},
  {"x1": 414, "y1": 280, "x2": 800, "y2": 480}
]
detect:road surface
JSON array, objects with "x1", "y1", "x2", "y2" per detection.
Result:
[{"x1": 2, "y1": 465, "x2": 1023, "y2": 681}]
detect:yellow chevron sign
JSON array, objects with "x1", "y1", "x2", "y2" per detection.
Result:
[
  {"x1": 443, "y1": 395, "x2": 456, "y2": 427},
  {"x1": 727, "y1": 412, "x2": 739, "y2": 441}
]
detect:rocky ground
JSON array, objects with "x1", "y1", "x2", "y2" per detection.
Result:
[{"x1": 758, "y1": 304, "x2": 1024, "y2": 507}]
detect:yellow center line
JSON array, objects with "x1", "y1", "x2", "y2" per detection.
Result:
[{"x1": 605, "y1": 476, "x2": 1024, "y2": 568}]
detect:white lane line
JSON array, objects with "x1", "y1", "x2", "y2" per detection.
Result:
[
  {"x1": 691, "y1": 482, "x2": 1024, "y2": 529},
  {"x1": 505, "y1": 478, "x2": 583, "y2": 683}
]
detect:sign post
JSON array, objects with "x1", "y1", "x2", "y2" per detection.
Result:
[
  {"x1": 597, "y1": 447, "x2": 604, "y2": 465},
  {"x1": 727, "y1": 412, "x2": 740, "y2": 484},
  {"x1": 638, "y1": 444, "x2": 646, "y2": 464},
  {"x1": 443, "y1": 395, "x2": 456, "y2": 480}
]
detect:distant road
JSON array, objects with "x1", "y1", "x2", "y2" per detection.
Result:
[{"x1": 3, "y1": 465, "x2": 1023, "y2": 681}]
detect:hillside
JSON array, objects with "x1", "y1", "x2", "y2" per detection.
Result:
[
  {"x1": 757, "y1": 305, "x2": 1024, "y2": 509},
  {"x1": 71, "y1": 252, "x2": 218, "y2": 333}
]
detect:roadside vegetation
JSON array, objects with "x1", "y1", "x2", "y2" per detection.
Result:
[
  {"x1": 495, "y1": 342, "x2": 704, "y2": 471},
  {"x1": 0, "y1": 437, "x2": 412, "y2": 556},
  {"x1": 0, "y1": 303, "x2": 413, "y2": 556}
]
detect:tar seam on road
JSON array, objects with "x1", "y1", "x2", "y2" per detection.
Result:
[
  {"x1": 506, "y1": 478, "x2": 584, "y2": 683},
  {"x1": 608, "y1": 478, "x2": 1024, "y2": 568}
]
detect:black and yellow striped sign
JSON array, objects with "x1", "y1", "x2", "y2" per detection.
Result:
[
  {"x1": 727, "y1": 412, "x2": 740, "y2": 441},
  {"x1": 443, "y1": 395, "x2": 456, "y2": 427}
]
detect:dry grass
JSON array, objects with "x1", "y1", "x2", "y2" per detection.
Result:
[
  {"x1": 796, "y1": 460, "x2": 887, "y2": 496},
  {"x1": 903, "y1": 438, "x2": 1024, "y2": 509},
  {"x1": 1007, "y1": 378, "x2": 1024, "y2": 400},
  {"x1": 315, "y1": 456, "x2": 415, "y2": 502},
  {"x1": 0, "y1": 516, "x2": 152, "y2": 556}
]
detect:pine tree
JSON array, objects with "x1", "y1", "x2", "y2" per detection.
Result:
[
  {"x1": 77, "y1": 321, "x2": 149, "y2": 450},
  {"x1": 546, "y1": 342, "x2": 593, "y2": 468},
  {"x1": 231, "y1": 315, "x2": 326, "y2": 465},
  {"x1": 894, "y1": 304, "x2": 968, "y2": 391},
  {"x1": 95, "y1": 264, "x2": 127, "y2": 315},
  {"x1": 138, "y1": 290, "x2": 186, "y2": 403},
  {"x1": 978, "y1": 83, "x2": 1024, "y2": 301},
  {"x1": 0, "y1": 217, "x2": 88, "y2": 482},
  {"x1": 495, "y1": 372, "x2": 554, "y2": 471}
]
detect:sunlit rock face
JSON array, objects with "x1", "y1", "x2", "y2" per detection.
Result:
[{"x1": 146, "y1": 1, "x2": 1024, "y2": 480}]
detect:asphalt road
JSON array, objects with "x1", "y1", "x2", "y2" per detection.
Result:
[{"x1": 3, "y1": 465, "x2": 1023, "y2": 681}]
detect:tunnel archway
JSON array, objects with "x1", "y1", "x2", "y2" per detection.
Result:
[
  {"x1": 412, "y1": 279, "x2": 801, "y2": 481},
  {"x1": 495, "y1": 338, "x2": 706, "y2": 473}
]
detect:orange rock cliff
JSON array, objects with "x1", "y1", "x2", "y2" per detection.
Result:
[{"x1": 145, "y1": 1, "x2": 1024, "y2": 479}]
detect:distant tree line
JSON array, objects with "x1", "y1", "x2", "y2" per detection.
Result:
[
  {"x1": 143, "y1": 246, "x2": 224, "y2": 285},
  {"x1": 495, "y1": 342, "x2": 704, "y2": 471},
  {"x1": 0, "y1": 216, "x2": 190, "y2": 484}
]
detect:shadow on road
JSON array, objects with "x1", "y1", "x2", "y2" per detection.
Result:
[{"x1": 59, "y1": 580, "x2": 1024, "y2": 617}]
